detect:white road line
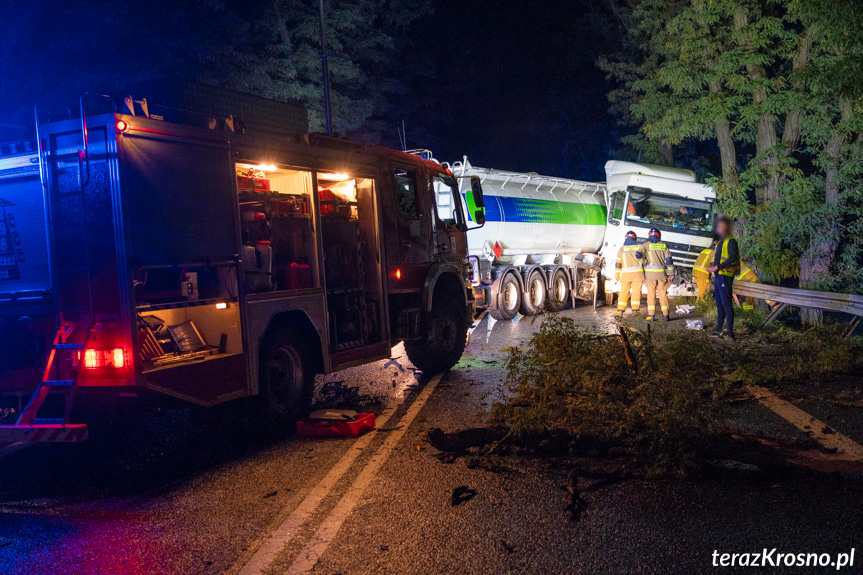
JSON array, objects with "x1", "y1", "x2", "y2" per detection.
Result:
[
  {"x1": 748, "y1": 385, "x2": 863, "y2": 461},
  {"x1": 235, "y1": 398, "x2": 404, "y2": 575},
  {"x1": 284, "y1": 372, "x2": 444, "y2": 575}
]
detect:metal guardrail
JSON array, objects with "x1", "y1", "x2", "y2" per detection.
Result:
[{"x1": 733, "y1": 281, "x2": 863, "y2": 337}]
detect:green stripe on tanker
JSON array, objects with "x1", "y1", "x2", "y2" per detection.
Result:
[{"x1": 465, "y1": 193, "x2": 607, "y2": 226}]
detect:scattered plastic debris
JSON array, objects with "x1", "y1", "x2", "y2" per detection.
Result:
[
  {"x1": 685, "y1": 319, "x2": 704, "y2": 330},
  {"x1": 675, "y1": 304, "x2": 695, "y2": 314}
]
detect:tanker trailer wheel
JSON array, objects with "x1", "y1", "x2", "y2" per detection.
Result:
[
  {"x1": 520, "y1": 269, "x2": 548, "y2": 316},
  {"x1": 405, "y1": 301, "x2": 467, "y2": 374},
  {"x1": 259, "y1": 331, "x2": 314, "y2": 430},
  {"x1": 547, "y1": 268, "x2": 570, "y2": 312},
  {"x1": 489, "y1": 273, "x2": 522, "y2": 320}
]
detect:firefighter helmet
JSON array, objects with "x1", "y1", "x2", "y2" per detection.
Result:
[
  {"x1": 648, "y1": 228, "x2": 661, "y2": 241},
  {"x1": 625, "y1": 230, "x2": 637, "y2": 241}
]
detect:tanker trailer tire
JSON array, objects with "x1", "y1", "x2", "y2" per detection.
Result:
[
  {"x1": 259, "y1": 331, "x2": 314, "y2": 432},
  {"x1": 405, "y1": 301, "x2": 467, "y2": 374},
  {"x1": 520, "y1": 269, "x2": 547, "y2": 316},
  {"x1": 489, "y1": 273, "x2": 522, "y2": 321},
  {"x1": 548, "y1": 268, "x2": 570, "y2": 312}
]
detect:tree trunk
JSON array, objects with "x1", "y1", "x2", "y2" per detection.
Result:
[
  {"x1": 781, "y1": 29, "x2": 814, "y2": 156},
  {"x1": 733, "y1": 7, "x2": 779, "y2": 204},
  {"x1": 658, "y1": 143, "x2": 674, "y2": 167},
  {"x1": 798, "y1": 99, "x2": 851, "y2": 325},
  {"x1": 714, "y1": 117, "x2": 738, "y2": 186}
]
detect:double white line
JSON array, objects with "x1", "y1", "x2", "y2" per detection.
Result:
[{"x1": 234, "y1": 372, "x2": 444, "y2": 575}]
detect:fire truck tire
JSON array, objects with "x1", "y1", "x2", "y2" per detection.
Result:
[
  {"x1": 520, "y1": 269, "x2": 547, "y2": 316},
  {"x1": 489, "y1": 273, "x2": 521, "y2": 321},
  {"x1": 547, "y1": 268, "x2": 570, "y2": 312},
  {"x1": 259, "y1": 332, "x2": 314, "y2": 429},
  {"x1": 405, "y1": 302, "x2": 467, "y2": 374}
]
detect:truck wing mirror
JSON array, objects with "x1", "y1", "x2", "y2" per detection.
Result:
[
  {"x1": 468, "y1": 176, "x2": 486, "y2": 229},
  {"x1": 470, "y1": 176, "x2": 485, "y2": 208}
]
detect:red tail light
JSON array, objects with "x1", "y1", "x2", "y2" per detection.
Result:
[{"x1": 82, "y1": 348, "x2": 126, "y2": 369}]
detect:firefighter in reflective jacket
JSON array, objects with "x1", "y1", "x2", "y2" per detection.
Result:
[
  {"x1": 641, "y1": 228, "x2": 674, "y2": 322},
  {"x1": 614, "y1": 230, "x2": 644, "y2": 317},
  {"x1": 692, "y1": 243, "x2": 715, "y2": 299},
  {"x1": 734, "y1": 263, "x2": 774, "y2": 310}
]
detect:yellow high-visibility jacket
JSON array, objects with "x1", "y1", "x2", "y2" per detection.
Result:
[
  {"x1": 716, "y1": 237, "x2": 740, "y2": 277},
  {"x1": 735, "y1": 265, "x2": 763, "y2": 310},
  {"x1": 693, "y1": 247, "x2": 714, "y2": 278}
]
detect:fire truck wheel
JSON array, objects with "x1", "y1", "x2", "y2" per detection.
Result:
[
  {"x1": 259, "y1": 332, "x2": 313, "y2": 429},
  {"x1": 547, "y1": 268, "x2": 570, "y2": 312},
  {"x1": 520, "y1": 270, "x2": 547, "y2": 316},
  {"x1": 405, "y1": 302, "x2": 467, "y2": 374},
  {"x1": 489, "y1": 273, "x2": 521, "y2": 321}
]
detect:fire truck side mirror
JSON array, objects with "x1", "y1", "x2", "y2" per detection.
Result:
[{"x1": 470, "y1": 176, "x2": 484, "y2": 208}]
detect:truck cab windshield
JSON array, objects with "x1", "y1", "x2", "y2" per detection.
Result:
[{"x1": 624, "y1": 190, "x2": 713, "y2": 235}]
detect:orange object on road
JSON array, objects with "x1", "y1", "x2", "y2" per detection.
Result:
[{"x1": 297, "y1": 412, "x2": 376, "y2": 438}]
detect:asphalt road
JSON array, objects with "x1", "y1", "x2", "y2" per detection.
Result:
[{"x1": 1, "y1": 305, "x2": 863, "y2": 575}]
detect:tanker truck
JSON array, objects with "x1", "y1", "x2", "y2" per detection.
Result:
[{"x1": 448, "y1": 158, "x2": 715, "y2": 320}]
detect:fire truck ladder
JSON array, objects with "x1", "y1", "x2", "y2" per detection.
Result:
[
  {"x1": 0, "y1": 323, "x2": 92, "y2": 443},
  {"x1": 0, "y1": 103, "x2": 100, "y2": 444}
]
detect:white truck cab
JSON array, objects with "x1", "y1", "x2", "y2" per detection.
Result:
[{"x1": 601, "y1": 161, "x2": 715, "y2": 300}]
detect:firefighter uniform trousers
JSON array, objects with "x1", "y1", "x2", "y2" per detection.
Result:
[
  {"x1": 693, "y1": 247, "x2": 714, "y2": 299},
  {"x1": 615, "y1": 245, "x2": 644, "y2": 313},
  {"x1": 642, "y1": 241, "x2": 674, "y2": 317}
]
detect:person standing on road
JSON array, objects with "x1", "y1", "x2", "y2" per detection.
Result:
[
  {"x1": 692, "y1": 242, "x2": 715, "y2": 299},
  {"x1": 706, "y1": 217, "x2": 739, "y2": 339},
  {"x1": 614, "y1": 230, "x2": 644, "y2": 317},
  {"x1": 641, "y1": 228, "x2": 674, "y2": 322}
]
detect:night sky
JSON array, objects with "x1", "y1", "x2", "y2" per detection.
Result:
[
  {"x1": 0, "y1": 0, "x2": 624, "y2": 182},
  {"x1": 414, "y1": 0, "x2": 623, "y2": 180}
]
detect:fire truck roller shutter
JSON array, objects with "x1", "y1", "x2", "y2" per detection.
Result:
[{"x1": 121, "y1": 135, "x2": 237, "y2": 266}]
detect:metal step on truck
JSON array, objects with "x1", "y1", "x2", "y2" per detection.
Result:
[
  {"x1": 449, "y1": 158, "x2": 716, "y2": 319},
  {"x1": 0, "y1": 81, "x2": 486, "y2": 443}
]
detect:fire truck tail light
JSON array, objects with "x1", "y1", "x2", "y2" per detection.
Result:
[
  {"x1": 395, "y1": 268, "x2": 401, "y2": 280},
  {"x1": 82, "y1": 348, "x2": 126, "y2": 369},
  {"x1": 115, "y1": 120, "x2": 130, "y2": 133}
]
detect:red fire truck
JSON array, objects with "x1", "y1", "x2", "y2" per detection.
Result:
[{"x1": 0, "y1": 83, "x2": 485, "y2": 442}]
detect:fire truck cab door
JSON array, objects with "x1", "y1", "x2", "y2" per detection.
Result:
[{"x1": 386, "y1": 164, "x2": 432, "y2": 285}]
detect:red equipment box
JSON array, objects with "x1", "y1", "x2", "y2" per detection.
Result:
[
  {"x1": 237, "y1": 175, "x2": 271, "y2": 192},
  {"x1": 297, "y1": 412, "x2": 376, "y2": 438}
]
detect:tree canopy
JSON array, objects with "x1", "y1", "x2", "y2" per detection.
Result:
[{"x1": 0, "y1": 0, "x2": 430, "y2": 141}]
